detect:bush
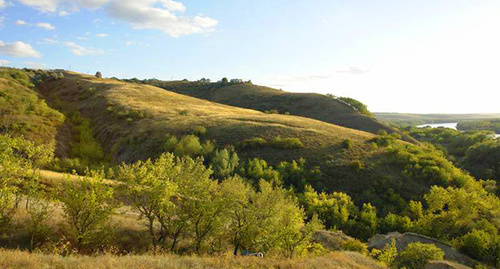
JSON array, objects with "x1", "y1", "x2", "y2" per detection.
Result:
[
  {"x1": 270, "y1": 136, "x2": 304, "y2": 149},
  {"x1": 174, "y1": 135, "x2": 202, "y2": 157},
  {"x1": 192, "y1": 126, "x2": 207, "y2": 136},
  {"x1": 238, "y1": 137, "x2": 267, "y2": 149},
  {"x1": 341, "y1": 239, "x2": 368, "y2": 254},
  {"x1": 397, "y1": 242, "x2": 444, "y2": 269},
  {"x1": 341, "y1": 139, "x2": 353, "y2": 149},
  {"x1": 459, "y1": 229, "x2": 494, "y2": 262},
  {"x1": 370, "y1": 239, "x2": 398, "y2": 267}
]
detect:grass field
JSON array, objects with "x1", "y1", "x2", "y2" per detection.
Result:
[{"x1": 0, "y1": 249, "x2": 387, "y2": 269}]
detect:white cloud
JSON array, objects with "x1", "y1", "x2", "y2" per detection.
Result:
[
  {"x1": 96, "y1": 33, "x2": 108, "y2": 38},
  {"x1": 15, "y1": 0, "x2": 217, "y2": 37},
  {"x1": 37, "y1": 22, "x2": 55, "y2": 30},
  {"x1": 0, "y1": 59, "x2": 9, "y2": 65},
  {"x1": 0, "y1": 41, "x2": 42, "y2": 58},
  {"x1": 16, "y1": 20, "x2": 28, "y2": 26},
  {"x1": 161, "y1": 0, "x2": 185, "y2": 12},
  {"x1": 65, "y1": 41, "x2": 103, "y2": 56},
  {"x1": 16, "y1": 0, "x2": 60, "y2": 12},
  {"x1": 0, "y1": 0, "x2": 6, "y2": 8},
  {"x1": 106, "y1": 0, "x2": 217, "y2": 37},
  {"x1": 41, "y1": 37, "x2": 57, "y2": 44},
  {"x1": 16, "y1": 20, "x2": 56, "y2": 30},
  {"x1": 16, "y1": 0, "x2": 110, "y2": 12},
  {"x1": 76, "y1": 36, "x2": 89, "y2": 41}
]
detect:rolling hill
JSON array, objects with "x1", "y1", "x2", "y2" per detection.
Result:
[
  {"x1": 17, "y1": 70, "x2": 468, "y2": 214},
  {"x1": 142, "y1": 80, "x2": 409, "y2": 139}
]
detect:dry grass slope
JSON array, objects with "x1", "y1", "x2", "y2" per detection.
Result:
[
  {"x1": 0, "y1": 249, "x2": 387, "y2": 269},
  {"x1": 147, "y1": 80, "x2": 404, "y2": 137},
  {"x1": 39, "y1": 72, "x2": 375, "y2": 165}
]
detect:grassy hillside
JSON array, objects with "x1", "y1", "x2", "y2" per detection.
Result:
[
  {"x1": 0, "y1": 68, "x2": 65, "y2": 145},
  {"x1": 39, "y1": 73, "x2": 374, "y2": 165},
  {"x1": 142, "y1": 80, "x2": 406, "y2": 138},
  {"x1": 31, "y1": 72, "x2": 479, "y2": 214},
  {"x1": 0, "y1": 249, "x2": 386, "y2": 269}
]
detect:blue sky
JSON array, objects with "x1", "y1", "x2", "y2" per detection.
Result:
[{"x1": 1, "y1": 0, "x2": 499, "y2": 113}]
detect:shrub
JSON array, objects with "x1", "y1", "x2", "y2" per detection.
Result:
[
  {"x1": 179, "y1": 109, "x2": 189, "y2": 116},
  {"x1": 370, "y1": 239, "x2": 398, "y2": 267},
  {"x1": 192, "y1": 126, "x2": 207, "y2": 136},
  {"x1": 341, "y1": 139, "x2": 353, "y2": 149},
  {"x1": 459, "y1": 229, "x2": 493, "y2": 261},
  {"x1": 238, "y1": 137, "x2": 267, "y2": 149},
  {"x1": 397, "y1": 242, "x2": 444, "y2": 269},
  {"x1": 174, "y1": 135, "x2": 202, "y2": 157},
  {"x1": 341, "y1": 239, "x2": 368, "y2": 254},
  {"x1": 270, "y1": 136, "x2": 304, "y2": 149}
]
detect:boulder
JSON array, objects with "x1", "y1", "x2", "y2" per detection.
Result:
[
  {"x1": 312, "y1": 230, "x2": 353, "y2": 251},
  {"x1": 425, "y1": 260, "x2": 471, "y2": 269},
  {"x1": 95, "y1": 71, "x2": 102, "y2": 78},
  {"x1": 368, "y1": 232, "x2": 477, "y2": 267}
]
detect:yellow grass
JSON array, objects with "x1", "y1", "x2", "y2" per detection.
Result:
[{"x1": 0, "y1": 249, "x2": 387, "y2": 269}]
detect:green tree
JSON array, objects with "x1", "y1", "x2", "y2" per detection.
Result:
[
  {"x1": 58, "y1": 171, "x2": 118, "y2": 252},
  {"x1": 211, "y1": 147, "x2": 239, "y2": 179}
]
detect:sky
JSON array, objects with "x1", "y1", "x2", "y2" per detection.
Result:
[{"x1": 0, "y1": 0, "x2": 499, "y2": 113}]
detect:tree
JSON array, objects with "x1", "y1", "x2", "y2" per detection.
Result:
[
  {"x1": 300, "y1": 185, "x2": 355, "y2": 230},
  {"x1": 58, "y1": 171, "x2": 118, "y2": 252},
  {"x1": 221, "y1": 77, "x2": 228, "y2": 84},
  {"x1": 116, "y1": 155, "x2": 178, "y2": 247},
  {"x1": 211, "y1": 147, "x2": 239, "y2": 179}
]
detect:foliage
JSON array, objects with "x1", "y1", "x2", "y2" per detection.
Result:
[
  {"x1": 57, "y1": 171, "x2": 118, "y2": 252},
  {"x1": 238, "y1": 136, "x2": 303, "y2": 150},
  {"x1": 0, "y1": 68, "x2": 65, "y2": 144},
  {"x1": 370, "y1": 239, "x2": 398, "y2": 267},
  {"x1": 459, "y1": 229, "x2": 500, "y2": 265},
  {"x1": 396, "y1": 242, "x2": 444, "y2": 269},
  {"x1": 330, "y1": 95, "x2": 371, "y2": 116},
  {"x1": 270, "y1": 136, "x2": 304, "y2": 149},
  {"x1": 341, "y1": 239, "x2": 367, "y2": 254},
  {"x1": 69, "y1": 114, "x2": 105, "y2": 168},
  {"x1": 211, "y1": 147, "x2": 239, "y2": 179},
  {"x1": 162, "y1": 134, "x2": 214, "y2": 158},
  {"x1": 238, "y1": 137, "x2": 267, "y2": 149},
  {"x1": 457, "y1": 119, "x2": 500, "y2": 134}
]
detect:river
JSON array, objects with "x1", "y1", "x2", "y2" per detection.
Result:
[{"x1": 417, "y1": 122, "x2": 500, "y2": 138}]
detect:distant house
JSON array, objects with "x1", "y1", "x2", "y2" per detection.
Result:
[{"x1": 230, "y1": 79, "x2": 243, "y2": 84}]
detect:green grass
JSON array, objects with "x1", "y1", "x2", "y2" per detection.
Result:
[
  {"x1": 0, "y1": 75, "x2": 64, "y2": 145},
  {"x1": 0, "y1": 249, "x2": 387, "y2": 269}
]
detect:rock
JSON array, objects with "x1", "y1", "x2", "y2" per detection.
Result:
[
  {"x1": 95, "y1": 71, "x2": 102, "y2": 78},
  {"x1": 425, "y1": 260, "x2": 472, "y2": 269},
  {"x1": 312, "y1": 230, "x2": 354, "y2": 251},
  {"x1": 368, "y1": 232, "x2": 477, "y2": 267}
]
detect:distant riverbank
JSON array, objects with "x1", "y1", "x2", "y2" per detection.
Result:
[{"x1": 417, "y1": 122, "x2": 500, "y2": 138}]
